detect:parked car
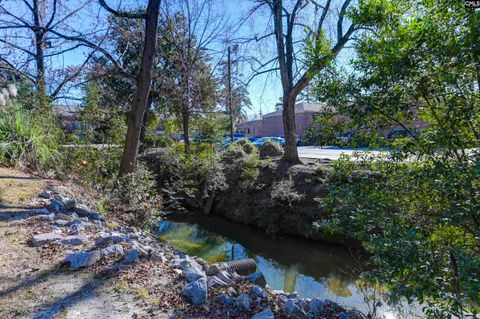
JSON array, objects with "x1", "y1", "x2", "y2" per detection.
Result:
[
  {"x1": 219, "y1": 136, "x2": 243, "y2": 147},
  {"x1": 278, "y1": 135, "x2": 302, "y2": 146},
  {"x1": 252, "y1": 137, "x2": 285, "y2": 147}
]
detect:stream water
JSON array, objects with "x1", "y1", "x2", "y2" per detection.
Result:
[{"x1": 157, "y1": 214, "x2": 422, "y2": 318}]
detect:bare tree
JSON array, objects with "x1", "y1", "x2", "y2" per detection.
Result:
[
  {"x1": 244, "y1": 0, "x2": 358, "y2": 163},
  {"x1": 0, "y1": 0, "x2": 100, "y2": 107},
  {"x1": 160, "y1": 0, "x2": 226, "y2": 154},
  {"x1": 96, "y1": 0, "x2": 161, "y2": 175}
]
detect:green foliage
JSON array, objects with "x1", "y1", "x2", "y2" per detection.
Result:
[
  {"x1": 311, "y1": 1, "x2": 480, "y2": 317},
  {"x1": 111, "y1": 163, "x2": 161, "y2": 226},
  {"x1": 304, "y1": 110, "x2": 344, "y2": 146},
  {"x1": 0, "y1": 103, "x2": 62, "y2": 173},
  {"x1": 79, "y1": 82, "x2": 126, "y2": 144},
  {"x1": 234, "y1": 138, "x2": 257, "y2": 155},
  {"x1": 62, "y1": 146, "x2": 122, "y2": 189},
  {"x1": 259, "y1": 140, "x2": 284, "y2": 158},
  {"x1": 318, "y1": 156, "x2": 480, "y2": 318}
]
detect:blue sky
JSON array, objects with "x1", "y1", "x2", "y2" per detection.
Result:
[{"x1": 0, "y1": 0, "x2": 354, "y2": 119}]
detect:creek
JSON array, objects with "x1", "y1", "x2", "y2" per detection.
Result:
[{"x1": 158, "y1": 214, "x2": 421, "y2": 318}]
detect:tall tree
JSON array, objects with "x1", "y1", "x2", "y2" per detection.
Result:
[
  {"x1": 0, "y1": 0, "x2": 98, "y2": 107},
  {"x1": 246, "y1": 0, "x2": 377, "y2": 163},
  {"x1": 314, "y1": 1, "x2": 480, "y2": 317},
  {"x1": 160, "y1": 0, "x2": 225, "y2": 153},
  {"x1": 98, "y1": 0, "x2": 161, "y2": 175}
]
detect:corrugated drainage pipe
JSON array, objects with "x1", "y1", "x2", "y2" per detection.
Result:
[{"x1": 208, "y1": 258, "x2": 257, "y2": 276}]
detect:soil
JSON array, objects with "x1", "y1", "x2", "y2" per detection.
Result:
[{"x1": 0, "y1": 166, "x2": 295, "y2": 319}]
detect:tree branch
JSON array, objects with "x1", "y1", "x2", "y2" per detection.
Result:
[{"x1": 99, "y1": 0, "x2": 146, "y2": 19}]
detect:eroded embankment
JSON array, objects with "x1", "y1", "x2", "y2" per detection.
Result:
[{"x1": 145, "y1": 148, "x2": 357, "y2": 246}]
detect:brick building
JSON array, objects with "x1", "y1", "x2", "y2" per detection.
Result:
[{"x1": 236, "y1": 102, "x2": 323, "y2": 138}]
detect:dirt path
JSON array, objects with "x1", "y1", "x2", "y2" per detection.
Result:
[{"x1": 0, "y1": 167, "x2": 174, "y2": 319}]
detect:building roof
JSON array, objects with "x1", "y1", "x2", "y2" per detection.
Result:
[
  {"x1": 237, "y1": 119, "x2": 262, "y2": 126},
  {"x1": 262, "y1": 102, "x2": 324, "y2": 118},
  {"x1": 53, "y1": 104, "x2": 82, "y2": 118}
]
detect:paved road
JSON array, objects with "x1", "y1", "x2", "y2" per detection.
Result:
[{"x1": 298, "y1": 146, "x2": 384, "y2": 160}]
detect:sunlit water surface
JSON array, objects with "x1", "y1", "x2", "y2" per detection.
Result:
[{"x1": 158, "y1": 214, "x2": 422, "y2": 318}]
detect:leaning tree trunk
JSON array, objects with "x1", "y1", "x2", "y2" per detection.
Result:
[
  {"x1": 282, "y1": 93, "x2": 300, "y2": 163},
  {"x1": 119, "y1": 0, "x2": 161, "y2": 176}
]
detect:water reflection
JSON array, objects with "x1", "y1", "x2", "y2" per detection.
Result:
[{"x1": 157, "y1": 214, "x2": 421, "y2": 318}]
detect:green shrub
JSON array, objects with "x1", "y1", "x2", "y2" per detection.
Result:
[
  {"x1": 62, "y1": 146, "x2": 122, "y2": 189},
  {"x1": 234, "y1": 138, "x2": 257, "y2": 155},
  {"x1": 110, "y1": 163, "x2": 161, "y2": 226},
  {"x1": 317, "y1": 155, "x2": 480, "y2": 317},
  {"x1": 0, "y1": 103, "x2": 62, "y2": 174},
  {"x1": 259, "y1": 140, "x2": 284, "y2": 158}
]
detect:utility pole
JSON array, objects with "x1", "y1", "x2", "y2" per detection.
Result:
[{"x1": 227, "y1": 46, "x2": 234, "y2": 142}]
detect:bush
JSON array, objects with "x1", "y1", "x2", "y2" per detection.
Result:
[
  {"x1": 317, "y1": 154, "x2": 480, "y2": 317},
  {"x1": 0, "y1": 103, "x2": 62, "y2": 174},
  {"x1": 110, "y1": 163, "x2": 161, "y2": 226},
  {"x1": 62, "y1": 146, "x2": 122, "y2": 189},
  {"x1": 259, "y1": 140, "x2": 284, "y2": 158},
  {"x1": 234, "y1": 138, "x2": 256, "y2": 155}
]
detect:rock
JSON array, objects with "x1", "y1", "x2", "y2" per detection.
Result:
[
  {"x1": 216, "y1": 270, "x2": 234, "y2": 285},
  {"x1": 132, "y1": 242, "x2": 151, "y2": 257},
  {"x1": 217, "y1": 294, "x2": 234, "y2": 306},
  {"x1": 227, "y1": 287, "x2": 237, "y2": 296},
  {"x1": 64, "y1": 198, "x2": 76, "y2": 210},
  {"x1": 181, "y1": 278, "x2": 207, "y2": 305},
  {"x1": 54, "y1": 219, "x2": 69, "y2": 227},
  {"x1": 64, "y1": 250, "x2": 101, "y2": 269},
  {"x1": 182, "y1": 265, "x2": 206, "y2": 283},
  {"x1": 236, "y1": 293, "x2": 252, "y2": 311},
  {"x1": 74, "y1": 204, "x2": 105, "y2": 221},
  {"x1": 324, "y1": 299, "x2": 346, "y2": 313},
  {"x1": 251, "y1": 285, "x2": 267, "y2": 299},
  {"x1": 100, "y1": 244, "x2": 124, "y2": 258},
  {"x1": 338, "y1": 313, "x2": 349, "y2": 319},
  {"x1": 66, "y1": 219, "x2": 87, "y2": 234},
  {"x1": 54, "y1": 194, "x2": 67, "y2": 203},
  {"x1": 309, "y1": 299, "x2": 324, "y2": 314},
  {"x1": 180, "y1": 258, "x2": 207, "y2": 283},
  {"x1": 285, "y1": 299, "x2": 309, "y2": 319},
  {"x1": 125, "y1": 249, "x2": 139, "y2": 263},
  {"x1": 39, "y1": 190, "x2": 53, "y2": 198},
  {"x1": 49, "y1": 200, "x2": 63, "y2": 212},
  {"x1": 251, "y1": 308, "x2": 274, "y2": 319},
  {"x1": 208, "y1": 276, "x2": 229, "y2": 287},
  {"x1": 206, "y1": 262, "x2": 230, "y2": 276},
  {"x1": 61, "y1": 235, "x2": 87, "y2": 246},
  {"x1": 38, "y1": 213, "x2": 55, "y2": 221},
  {"x1": 31, "y1": 232, "x2": 63, "y2": 246},
  {"x1": 56, "y1": 213, "x2": 73, "y2": 221},
  {"x1": 194, "y1": 257, "x2": 208, "y2": 269},
  {"x1": 246, "y1": 272, "x2": 267, "y2": 287},
  {"x1": 95, "y1": 232, "x2": 131, "y2": 246}
]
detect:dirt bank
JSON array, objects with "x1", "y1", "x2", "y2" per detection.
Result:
[{"x1": 145, "y1": 148, "x2": 357, "y2": 246}]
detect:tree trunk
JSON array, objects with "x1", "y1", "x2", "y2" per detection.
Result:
[
  {"x1": 119, "y1": 0, "x2": 161, "y2": 176},
  {"x1": 139, "y1": 95, "x2": 153, "y2": 153},
  {"x1": 33, "y1": 0, "x2": 48, "y2": 109},
  {"x1": 183, "y1": 108, "x2": 190, "y2": 154},
  {"x1": 282, "y1": 93, "x2": 300, "y2": 163}
]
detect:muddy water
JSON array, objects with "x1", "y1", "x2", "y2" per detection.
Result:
[{"x1": 158, "y1": 214, "x2": 421, "y2": 318}]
